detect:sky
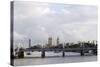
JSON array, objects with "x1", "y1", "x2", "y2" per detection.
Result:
[{"x1": 13, "y1": 1, "x2": 98, "y2": 48}]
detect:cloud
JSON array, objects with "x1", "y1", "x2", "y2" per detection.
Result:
[
  {"x1": 14, "y1": 31, "x2": 27, "y2": 40},
  {"x1": 13, "y1": 2, "x2": 98, "y2": 47},
  {"x1": 61, "y1": 24, "x2": 97, "y2": 41}
]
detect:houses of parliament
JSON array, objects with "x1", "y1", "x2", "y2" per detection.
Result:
[{"x1": 47, "y1": 37, "x2": 60, "y2": 47}]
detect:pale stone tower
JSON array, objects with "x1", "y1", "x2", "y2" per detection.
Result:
[
  {"x1": 57, "y1": 37, "x2": 59, "y2": 45},
  {"x1": 48, "y1": 37, "x2": 52, "y2": 47}
]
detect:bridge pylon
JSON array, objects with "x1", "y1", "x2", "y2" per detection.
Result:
[
  {"x1": 80, "y1": 50, "x2": 84, "y2": 56},
  {"x1": 18, "y1": 48, "x2": 24, "y2": 58},
  {"x1": 62, "y1": 51, "x2": 65, "y2": 57},
  {"x1": 41, "y1": 50, "x2": 45, "y2": 58}
]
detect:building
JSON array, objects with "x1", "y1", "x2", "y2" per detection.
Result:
[
  {"x1": 48, "y1": 37, "x2": 52, "y2": 47},
  {"x1": 57, "y1": 37, "x2": 59, "y2": 45}
]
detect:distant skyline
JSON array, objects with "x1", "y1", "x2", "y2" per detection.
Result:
[{"x1": 13, "y1": 1, "x2": 98, "y2": 48}]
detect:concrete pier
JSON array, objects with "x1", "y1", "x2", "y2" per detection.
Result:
[
  {"x1": 41, "y1": 50, "x2": 45, "y2": 58},
  {"x1": 80, "y1": 50, "x2": 84, "y2": 56},
  {"x1": 62, "y1": 51, "x2": 65, "y2": 57},
  {"x1": 93, "y1": 49, "x2": 97, "y2": 55},
  {"x1": 18, "y1": 50, "x2": 24, "y2": 58},
  {"x1": 17, "y1": 48, "x2": 24, "y2": 58}
]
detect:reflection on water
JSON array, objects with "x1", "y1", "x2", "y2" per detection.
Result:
[{"x1": 14, "y1": 52, "x2": 97, "y2": 66}]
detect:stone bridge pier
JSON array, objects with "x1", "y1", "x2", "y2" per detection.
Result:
[
  {"x1": 41, "y1": 50, "x2": 45, "y2": 58},
  {"x1": 18, "y1": 49, "x2": 24, "y2": 58},
  {"x1": 92, "y1": 49, "x2": 97, "y2": 55},
  {"x1": 80, "y1": 50, "x2": 84, "y2": 56},
  {"x1": 62, "y1": 50, "x2": 65, "y2": 57}
]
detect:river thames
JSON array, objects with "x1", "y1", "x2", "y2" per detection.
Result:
[{"x1": 14, "y1": 52, "x2": 97, "y2": 66}]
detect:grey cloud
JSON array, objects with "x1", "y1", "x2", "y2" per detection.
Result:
[{"x1": 13, "y1": 2, "x2": 98, "y2": 48}]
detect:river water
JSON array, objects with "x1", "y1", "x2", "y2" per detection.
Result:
[{"x1": 14, "y1": 52, "x2": 97, "y2": 66}]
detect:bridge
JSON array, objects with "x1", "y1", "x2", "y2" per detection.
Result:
[{"x1": 16, "y1": 47, "x2": 97, "y2": 58}]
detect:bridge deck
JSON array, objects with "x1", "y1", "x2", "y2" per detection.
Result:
[{"x1": 24, "y1": 48, "x2": 97, "y2": 51}]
